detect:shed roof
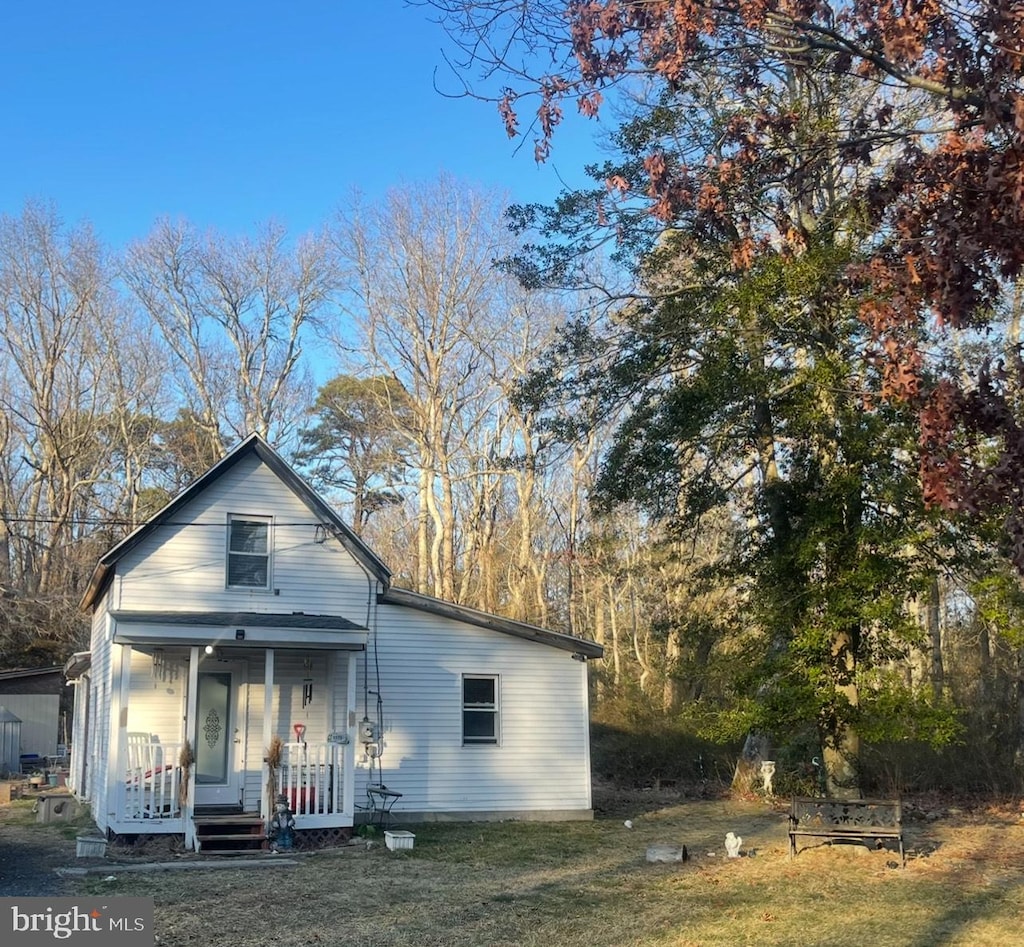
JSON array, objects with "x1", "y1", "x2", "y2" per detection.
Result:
[
  {"x1": 0, "y1": 666, "x2": 62, "y2": 682},
  {"x1": 378, "y1": 586, "x2": 603, "y2": 659}
]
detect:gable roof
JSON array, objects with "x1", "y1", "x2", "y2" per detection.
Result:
[
  {"x1": 378, "y1": 586, "x2": 604, "y2": 659},
  {"x1": 80, "y1": 433, "x2": 392, "y2": 610}
]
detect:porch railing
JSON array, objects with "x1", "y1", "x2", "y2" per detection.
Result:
[
  {"x1": 276, "y1": 742, "x2": 343, "y2": 818},
  {"x1": 124, "y1": 740, "x2": 183, "y2": 821}
]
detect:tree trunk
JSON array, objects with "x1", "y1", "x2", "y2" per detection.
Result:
[
  {"x1": 416, "y1": 466, "x2": 431, "y2": 593},
  {"x1": 1015, "y1": 647, "x2": 1024, "y2": 770},
  {"x1": 823, "y1": 626, "x2": 861, "y2": 798},
  {"x1": 732, "y1": 732, "x2": 772, "y2": 796},
  {"x1": 663, "y1": 625, "x2": 682, "y2": 711},
  {"x1": 928, "y1": 577, "x2": 945, "y2": 696}
]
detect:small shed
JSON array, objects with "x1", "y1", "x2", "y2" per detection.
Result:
[
  {"x1": 0, "y1": 667, "x2": 64, "y2": 760},
  {"x1": 0, "y1": 705, "x2": 22, "y2": 776}
]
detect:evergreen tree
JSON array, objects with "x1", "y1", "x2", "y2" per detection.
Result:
[{"x1": 512, "y1": 69, "x2": 962, "y2": 793}]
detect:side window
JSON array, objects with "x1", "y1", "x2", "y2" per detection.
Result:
[
  {"x1": 226, "y1": 515, "x2": 272, "y2": 589},
  {"x1": 462, "y1": 675, "x2": 499, "y2": 746}
]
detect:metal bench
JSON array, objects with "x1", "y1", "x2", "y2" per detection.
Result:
[{"x1": 788, "y1": 796, "x2": 905, "y2": 866}]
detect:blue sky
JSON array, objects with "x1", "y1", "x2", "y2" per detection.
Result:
[{"x1": 0, "y1": 2, "x2": 606, "y2": 248}]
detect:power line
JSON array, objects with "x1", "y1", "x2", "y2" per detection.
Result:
[{"x1": 0, "y1": 515, "x2": 331, "y2": 529}]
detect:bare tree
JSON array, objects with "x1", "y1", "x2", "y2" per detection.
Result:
[
  {"x1": 330, "y1": 176, "x2": 516, "y2": 600},
  {"x1": 123, "y1": 218, "x2": 334, "y2": 450},
  {"x1": 0, "y1": 203, "x2": 128, "y2": 660},
  {"x1": 93, "y1": 299, "x2": 173, "y2": 529},
  {"x1": 451, "y1": 289, "x2": 568, "y2": 618},
  {"x1": 0, "y1": 203, "x2": 113, "y2": 595}
]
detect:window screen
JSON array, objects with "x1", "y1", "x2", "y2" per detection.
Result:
[
  {"x1": 227, "y1": 516, "x2": 271, "y2": 588},
  {"x1": 462, "y1": 675, "x2": 498, "y2": 745}
]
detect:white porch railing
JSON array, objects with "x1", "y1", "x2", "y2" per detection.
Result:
[
  {"x1": 276, "y1": 742, "x2": 343, "y2": 818},
  {"x1": 124, "y1": 740, "x2": 183, "y2": 821},
  {"x1": 122, "y1": 739, "x2": 344, "y2": 823}
]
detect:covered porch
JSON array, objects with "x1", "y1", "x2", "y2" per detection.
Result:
[{"x1": 107, "y1": 613, "x2": 365, "y2": 850}]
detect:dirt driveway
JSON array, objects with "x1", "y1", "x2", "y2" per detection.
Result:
[
  {"x1": 0, "y1": 797, "x2": 109, "y2": 897},
  {"x1": 3, "y1": 787, "x2": 1023, "y2": 947},
  {"x1": 0, "y1": 818, "x2": 81, "y2": 895}
]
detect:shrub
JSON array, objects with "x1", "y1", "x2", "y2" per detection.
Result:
[{"x1": 591, "y1": 696, "x2": 738, "y2": 787}]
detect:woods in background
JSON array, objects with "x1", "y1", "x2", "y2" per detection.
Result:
[{"x1": 2, "y1": 142, "x2": 1024, "y2": 790}]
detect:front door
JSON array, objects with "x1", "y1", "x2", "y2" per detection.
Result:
[{"x1": 193, "y1": 664, "x2": 246, "y2": 807}]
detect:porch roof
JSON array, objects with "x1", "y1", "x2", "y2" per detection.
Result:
[{"x1": 109, "y1": 609, "x2": 367, "y2": 650}]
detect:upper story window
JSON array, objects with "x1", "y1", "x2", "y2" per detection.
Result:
[
  {"x1": 462, "y1": 674, "x2": 499, "y2": 746},
  {"x1": 226, "y1": 515, "x2": 272, "y2": 589}
]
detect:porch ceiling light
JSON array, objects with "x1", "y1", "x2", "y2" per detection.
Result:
[{"x1": 204, "y1": 644, "x2": 215, "y2": 655}]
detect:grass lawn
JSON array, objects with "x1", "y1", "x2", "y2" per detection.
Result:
[{"x1": 42, "y1": 790, "x2": 1024, "y2": 946}]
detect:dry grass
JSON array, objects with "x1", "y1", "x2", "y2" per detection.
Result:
[{"x1": 50, "y1": 790, "x2": 1024, "y2": 946}]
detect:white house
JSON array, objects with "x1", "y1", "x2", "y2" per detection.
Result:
[{"x1": 64, "y1": 434, "x2": 601, "y2": 852}]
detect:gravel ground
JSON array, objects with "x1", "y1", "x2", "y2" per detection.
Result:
[
  {"x1": 0, "y1": 820, "x2": 80, "y2": 895},
  {"x1": 0, "y1": 798, "x2": 107, "y2": 896}
]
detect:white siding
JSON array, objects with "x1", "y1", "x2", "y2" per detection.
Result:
[
  {"x1": 111, "y1": 453, "x2": 374, "y2": 621},
  {"x1": 242, "y1": 658, "x2": 264, "y2": 808},
  {"x1": 251, "y1": 654, "x2": 348, "y2": 761},
  {"x1": 125, "y1": 650, "x2": 187, "y2": 746},
  {"x1": 355, "y1": 601, "x2": 593, "y2": 817}
]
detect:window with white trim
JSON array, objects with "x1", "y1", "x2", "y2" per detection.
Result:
[
  {"x1": 226, "y1": 515, "x2": 272, "y2": 589},
  {"x1": 462, "y1": 674, "x2": 499, "y2": 745}
]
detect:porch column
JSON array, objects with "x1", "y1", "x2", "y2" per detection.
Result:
[
  {"x1": 107, "y1": 643, "x2": 131, "y2": 825},
  {"x1": 262, "y1": 649, "x2": 274, "y2": 822},
  {"x1": 183, "y1": 646, "x2": 199, "y2": 850},
  {"x1": 345, "y1": 652, "x2": 357, "y2": 818}
]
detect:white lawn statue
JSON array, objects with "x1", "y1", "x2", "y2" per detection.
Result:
[
  {"x1": 760, "y1": 760, "x2": 776, "y2": 797},
  {"x1": 725, "y1": 832, "x2": 743, "y2": 858}
]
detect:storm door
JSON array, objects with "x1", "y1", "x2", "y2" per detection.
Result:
[{"x1": 193, "y1": 665, "x2": 246, "y2": 807}]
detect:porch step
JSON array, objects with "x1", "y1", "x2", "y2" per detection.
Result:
[
  {"x1": 199, "y1": 832, "x2": 264, "y2": 840},
  {"x1": 195, "y1": 812, "x2": 263, "y2": 825},
  {"x1": 195, "y1": 812, "x2": 266, "y2": 855}
]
